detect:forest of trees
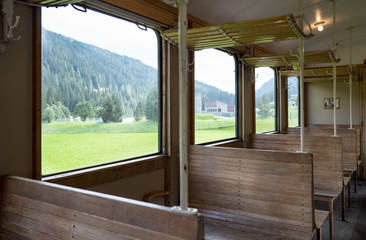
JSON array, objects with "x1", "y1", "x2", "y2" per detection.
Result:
[
  {"x1": 195, "y1": 80, "x2": 236, "y2": 108},
  {"x1": 42, "y1": 28, "x2": 232, "y2": 123},
  {"x1": 255, "y1": 77, "x2": 298, "y2": 119},
  {"x1": 42, "y1": 28, "x2": 159, "y2": 123}
]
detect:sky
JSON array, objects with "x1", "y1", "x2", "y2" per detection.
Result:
[
  {"x1": 42, "y1": 6, "x2": 158, "y2": 68},
  {"x1": 254, "y1": 67, "x2": 275, "y2": 90},
  {"x1": 195, "y1": 49, "x2": 236, "y2": 94},
  {"x1": 42, "y1": 6, "x2": 274, "y2": 94}
]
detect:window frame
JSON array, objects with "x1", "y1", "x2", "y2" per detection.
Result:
[
  {"x1": 33, "y1": 6, "x2": 167, "y2": 184},
  {"x1": 193, "y1": 49, "x2": 239, "y2": 145}
]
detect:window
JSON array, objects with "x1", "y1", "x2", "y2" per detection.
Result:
[
  {"x1": 194, "y1": 49, "x2": 237, "y2": 144},
  {"x1": 288, "y1": 77, "x2": 299, "y2": 127},
  {"x1": 41, "y1": 6, "x2": 161, "y2": 175},
  {"x1": 255, "y1": 67, "x2": 276, "y2": 133}
]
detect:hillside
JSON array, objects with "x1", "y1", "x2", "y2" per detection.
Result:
[
  {"x1": 255, "y1": 77, "x2": 298, "y2": 101},
  {"x1": 42, "y1": 28, "x2": 157, "y2": 116},
  {"x1": 195, "y1": 81, "x2": 235, "y2": 105},
  {"x1": 42, "y1": 28, "x2": 234, "y2": 118}
]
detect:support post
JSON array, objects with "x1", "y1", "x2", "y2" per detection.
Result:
[
  {"x1": 332, "y1": 0, "x2": 337, "y2": 137},
  {"x1": 299, "y1": 0, "x2": 305, "y2": 152},
  {"x1": 178, "y1": 0, "x2": 189, "y2": 211},
  {"x1": 170, "y1": 0, "x2": 196, "y2": 215},
  {"x1": 348, "y1": 27, "x2": 353, "y2": 129}
]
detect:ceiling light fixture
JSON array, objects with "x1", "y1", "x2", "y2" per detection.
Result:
[{"x1": 314, "y1": 21, "x2": 325, "y2": 32}]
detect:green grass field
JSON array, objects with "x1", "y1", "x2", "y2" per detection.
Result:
[
  {"x1": 256, "y1": 117, "x2": 275, "y2": 133},
  {"x1": 288, "y1": 104, "x2": 299, "y2": 127},
  {"x1": 42, "y1": 113, "x2": 279, "y2": 175},
  {"x1": 195, "y1": 114, "x2": 236, "y2": 143}
]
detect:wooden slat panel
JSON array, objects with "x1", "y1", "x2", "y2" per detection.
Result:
[
  {"x1": 249, "y1": 134, "x2": 343, "y2": 195},
  {"x1": 1, "y1": 193, "x2": 184, "y2": 240},
  {"x1": 163, "y1": 14, "x2": 313, "y2": 50},
  {"x1": 0, "y1": 176, "x2": 204, "y2": 240},
  {"x1": 188, "y1": 145, "x2": 314, "y2": 239},
  {"x1": 306, "y1": 124, "x2": 361, "y2": 158},
  {"x1": 242, "y1": 49, "x2": 340, "y2": 68},
  {"x1": 20, "y1": 0, "x2": 83, "y2": 6},
  {"x1": 280, "y1": 65, "x2": 360, "y2": 83},
  {"x1": 286, "y1": 127, "x2": 358, "y2": 171}
]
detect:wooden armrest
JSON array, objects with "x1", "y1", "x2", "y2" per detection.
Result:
[
  {"x1": 314, "y1": 209, "x2": 329, "y2": 229},
  {"x1": 343, "y1": 176, "x2": 351, "y2": 185}
]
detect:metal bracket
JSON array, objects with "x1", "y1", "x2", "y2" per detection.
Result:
[{"x1": 1, "y1": 0, "x2": 21, "y2": 53}]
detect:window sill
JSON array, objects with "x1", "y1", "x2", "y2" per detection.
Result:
[
  {"x1": 205, "y1": 138, "x2": 242, "y2": 147},
  {"x1": 42, "y1": 154, "x2": 168, "y2": 188}
]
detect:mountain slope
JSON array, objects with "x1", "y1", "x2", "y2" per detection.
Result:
[
  {"x1": 195, "y1": 81, "x2": 235, "y2": 105},
  {"x1": 42, "y1": 28, "x2": 236, "y2": 116},
  {"x1": 255, "y1": 77, "x2": 298, "y2": 101},
  {"x1": 42, "y1": 28, "x2": 157, "y2": 115}
]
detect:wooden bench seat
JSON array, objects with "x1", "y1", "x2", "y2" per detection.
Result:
[
  {"x1": 0, "y1": 176, "x2": 204, "y2": 240},
  {"x1": 248, "y1": 134, "x2": 343, "y2": 240},
  {"x1": 287, "y1": 127, "x2": 358, "y2": 193},
  {"x1": 189, "y1": 145, "x2": 327, "y2": 240}
]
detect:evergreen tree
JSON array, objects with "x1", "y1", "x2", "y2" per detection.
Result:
[
  {"x1": 134, "y1": 101, "x2": 144, "y2": 121},
  {"x1": 257, "y1": 94, "x2": 271, "y2": 119},
  {"x1": 74, "y1": 101, "x2": 94, "y2": 121},
  {"x1": 98, "y1": 95, "x2": 123, "y2": 123},
  {"x1": 145, "y1": 88, "x2": 159, "y2": 122}
]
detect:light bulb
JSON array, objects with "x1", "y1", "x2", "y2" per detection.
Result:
[{"x1": 314, "y1": 21, "x2": 325, "y2": 32}]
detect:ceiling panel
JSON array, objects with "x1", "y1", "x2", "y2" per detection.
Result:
[{"x1": 165, "y1": 0, "x2": 366, "y2": 55}]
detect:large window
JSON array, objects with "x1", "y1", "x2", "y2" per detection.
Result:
[
  {"x1": 255, "y1": 67, "x2": 276, "y2": 133},
  {"x1": 41, "y1": 6, "x2": 161, "y2": 175},
  {"x1": 288, "y1": 77, "x2": 299, "y2": 127},
  {"x1": 194, "y1": 49, "x2": 237, "y2": 144}
]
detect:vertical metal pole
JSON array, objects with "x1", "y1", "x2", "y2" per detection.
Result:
[
  {"x1": 348, "y1": 27, "x2": 353, "y2": 129},
  {"x1": 299, "y1": 0, "x2": 305, "y2": 152},
  {"x1": 242, "y1": 62, "x2": 245, "y2": 140},
  {"x1": 178, "y1": 0, "x2": 188, "y2": 211},
  {"x1": 332, "y1": 0, "x2": 337, "y2": 136}
]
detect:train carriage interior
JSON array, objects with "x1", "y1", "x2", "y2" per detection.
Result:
[{"x1": 1, "y1": 0, "x2": 366, "y2": 239}]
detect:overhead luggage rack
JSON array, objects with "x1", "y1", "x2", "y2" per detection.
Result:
[
  {"x1": 162, "y1": 14, "x2": 313, "y2": 50},
  {"x1": 280, "y1": 65, "x2": 360, "y2": 83},
  {"x1": 15, "y1": 0, "x2": 83, "y2": 7},
  {"x1": 241, "y1": 49, "x2": 340, "y2": 68}
]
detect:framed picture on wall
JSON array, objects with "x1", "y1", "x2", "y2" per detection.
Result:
[{"x1": 324, "y1": 97, "x2": 340, "y2": 109}]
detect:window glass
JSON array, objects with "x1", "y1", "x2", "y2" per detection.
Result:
[
  {"x1": 41, "y1": 6, "x2": 160, "y2": 175},
  {"x1": 255, "y1": 67, "x2": 276, "y2": 133},
  {"x1": 288, "y1": 77, "x2": 299, "y2": 127},
  {"x1": 194, "y1": 49, "x2": 236, "y2": 144}
]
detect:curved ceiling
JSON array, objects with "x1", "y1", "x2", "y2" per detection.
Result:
[{"x1": 169, "y1": 0, "x2": 366, "y2": 54}]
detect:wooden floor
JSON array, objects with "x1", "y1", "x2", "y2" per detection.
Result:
[{"x1": 314, "y1": 180, "x2": 366, "y2": 240}]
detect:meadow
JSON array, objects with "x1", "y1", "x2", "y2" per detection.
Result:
[{"x1": 42, "y1": 114, "x2": 275, "y2": 175}]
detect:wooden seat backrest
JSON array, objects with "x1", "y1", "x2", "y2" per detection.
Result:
[
  {"x1": 306, "y1": 124, "x2": 361, "y2": 158},
  {"x1": 286, "y1": 127, "x2": 357, "y2": 170},
  {"x1": 0, "y1": 176, "x2": 204, "y2": 240},
  {"x1": 188, "y1": 145, "x2": 314, "y2": 239},
  {"x1": 249, "y1": 134, "x2": 343, "y2": 194}
]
